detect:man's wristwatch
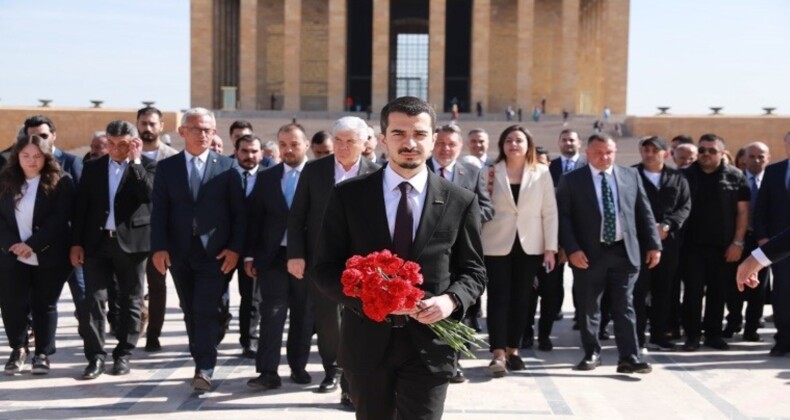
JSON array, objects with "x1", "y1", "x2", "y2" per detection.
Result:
[
  {"x1": 732, "y1": 240, "x2": 745, "y2": 247},
  {"x1": 447, "y1": 293, "x2": 461, "y2": 311}
]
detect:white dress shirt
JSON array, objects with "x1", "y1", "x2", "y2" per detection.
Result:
[
  {"x1": 589, "y1": 166, "x2": 623, "y2": 242},
  {"x1": 383, "y1": 164, "x2": 428, "y2": 240},
  {"x1": 15, "y1": 176, "x2": 40, "y2": 266},
  {"x1": 431, "y1": 157, "x2": 456, "y2": 182},
  {"x1": 334, "y1": 157, "x2": 361, "y2": 185},
  {"x1": 105, "y1": 158, "x2": 129, "y2": 230}
]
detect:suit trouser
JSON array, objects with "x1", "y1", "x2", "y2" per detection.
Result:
[
  {"x1": 235, "y1": 261, "x2": 261, "y2": 348},
  {"x1": 682, "y1": 243, "x2": 735, "y2": 341},
  {"x1": 573, "y1": 242, "x2": 640, "y2": 359},
  {"x1": 170, "y1": 237, "x2": 226, "y2": 372},
  {"x1": 485, "y1": 240, "x2": 542, "y2": 350},
  {"x1": 633, "y1": 237, "x2": 680, "y2": 345},
  {"x1": 306, "y1": 271, "x2": 341, "y2": 375},
  {"x1": 79, "y1": 235, "x2": 147, "y2": 361},
  {"x1": 145, "y1": 257, "x2": 167, "y2": 340},
  {"x1": 769, "y1": 258, "x2": 790, "y2": 348},
  {"x1": 0, "y1": 261, "x2": 70, "y2": 355},
  {"x1": 524, "y1": 264, "x2": 563, "y2": 340},
  {"x1": 345, "y1": 328, "x2": 449, "y2": 420},
  {"x1": 725, "y1": 233, "x2": 767, "y2": 333},
  {"x1": 255, "y1": 247, "x2": 312, "y2": 373}
]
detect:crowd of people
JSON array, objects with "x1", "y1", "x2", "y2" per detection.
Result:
[{"x1": 0, "y1": 97, "x2": 788, "y2": 420}]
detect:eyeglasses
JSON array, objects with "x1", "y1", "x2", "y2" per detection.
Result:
[
  {"x1": 698, "y1": 147, "x2": 721, "y2": 155},
  {"x1": 36, "y1": 133, "x2": 50, "y2": 139},
  {"x1": 186, "y1": 126, "x2": 215, "y2": 136}
]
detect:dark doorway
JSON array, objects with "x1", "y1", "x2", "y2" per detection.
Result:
[
  {"x1": 444, "y1": 0, "x2": 472, "y2": 112},
  {"x1": 390, "y1": 0, "x2": 429, "y2": 101},
  {"x1": 347, "y1": 0, "x2": 373, "y2": 112}
]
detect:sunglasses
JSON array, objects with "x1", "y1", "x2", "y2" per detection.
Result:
[
  {"x1": 36, "y1": 133, "x2": 50, "y2": 140},
  {"x1": 698, "y1": 147, "x2": 721, "y2": 155}
]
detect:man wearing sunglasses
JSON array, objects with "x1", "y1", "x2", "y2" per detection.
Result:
[{"x1": 680, "y1": 134, "x2": 750, "y2": 351}]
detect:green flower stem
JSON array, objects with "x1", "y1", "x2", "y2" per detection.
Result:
[{"x1": 428, "y1": 319, "x2": 488, "y2": 359}]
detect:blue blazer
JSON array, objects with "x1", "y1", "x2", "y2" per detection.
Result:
[{"x1": 150, "y1": 151, "x2": 246, "y2": 261}]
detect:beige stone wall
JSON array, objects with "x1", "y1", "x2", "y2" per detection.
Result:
[
  {"x1": 627, "y1": 116, "x2": 790, "y2": 157},
  {"x1": 239, "y1": 0, "x2": 259, "y2": 110},
  {"x1": 191, "y1": 0, "x2": 214, "y2": 109},
  {"x1": 0, "y1": 107, "x2": 181, "y2": 152},
  {"x1": 533, "y1": 0, "x2": 562, "y2": 112},
  {"x1": 262, "y1": 0, "x2": 285, "y2": 107},
  {"x1": 300, "y1": 0, "x2": 329, "y2": 110},
  {"x1": 488, "y1": 0, "x2": 519, "y2": 112},
  {"x1": 603, "y1": 0, "x2": 629, "y2": 114}
]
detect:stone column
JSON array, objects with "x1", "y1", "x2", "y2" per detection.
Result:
[
  {"x1": 284, "y1": 0, "x2": 302, "y2": 111},
  {"x1": 327, "y1": 0, "x2": 347, "y2": 112},
  {"x1": 603, "y1": 0, "x2": 630, "y2": 114},
  {"x1": 239, "y1": 0, "x2": 258, "y2": 110},
  {"x1": 428, "y1": 0, "x2": 446, "y2": 110},
  {"x1": 191, "y1": 0, "x2": 214, "y2": 108},
  {"x1": 371, "y1": 0, "x2": 390, "y2": 112},
  {"x1": 558, "y1": 0, "x2": 580, "y2": 114},
  {"x1": 470, "y1": 0, "x2": 491, "y2": 113},
  {"x1": 516, "y1": 0, "x2": 535, "y2": 112}
]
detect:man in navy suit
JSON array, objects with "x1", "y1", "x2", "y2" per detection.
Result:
[
  {"x1": 739, "y1": 227, "x2": 790, "y2": 290},
  {"x1": 557, "y1": 133, "x2": 661, "y2": 374},
  {"x1": 754, "y1": 132, "x2": 790, "y2": 356},
  {"x1": 150, "y1": 108, "x2": 245, "y2": 391}
]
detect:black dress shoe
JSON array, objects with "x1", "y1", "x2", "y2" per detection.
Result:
[
  {"x1": 721, "y1": 324, "x2": 741, "y2": 339},
  {"x1": 769, "y1": 344, "x2": 790, "y2": 357},
  {"x1": 31, "y1": 354, "x2": 50, "y2": 375},
  {"x1": 449, "y1": 368, "x2": 467, "y2": 383},
  {"x1": 742, "y1": 331, "x2": 763, "y2": 342},
  {"x1": 82, "y1": 359, "x2": 105, "y2": 380},
  {"x1": 247, "y1": 372, "x2": 282, "y2": 390},
  {"x1": 616, "y1": 356, "x2": 652, "y2": 374},
  {"x1": 598, "y1": 330, "x2": 611, "y2": 340},
  {"x1": 555, "y1": 312, "x2": 564, "y2": 321},
  {"x1": 145, "y1": 337, "x2": 162, "y2": 352},
  {"x1": 317, "y1": 374, "x2": 339, "y2": 392},
  {"x1": 648, "y1": 338, "x2": 677, "y2": 351},
  {"x1": 4, "y1": 347, "x2": 28, "y2": 375},
  {"x1": 703, "y1": 337, "x2": 730, "y2": 350},
  {"x1": 575, "y1": 353, "x2": 601, "y2": 371},
  {"x1": 192, "y1": 370, "x2": 213, "y2": 391},
  {"x1": 506, "y1": 354, "x2": 526, "y2": 371},
  {"x1": 682, "y1": 338, "x2": 700, "y2": 352},
  {"x1": 537, "y1": 337, "x2": 553, "y2": 351},
  {"x1": 241, "y1": 346, "x2": 257, "y2": 359},
  {"x1": 290, "y1": 369, "x2": 312, "y2": 384},
  {"x1": 340, "y1": 391, "x2": 354, "y2": 409},
  {"x1": 112, "y1": 358, "x2": 130, "y2": 375}
]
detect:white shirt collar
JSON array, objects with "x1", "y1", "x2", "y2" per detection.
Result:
[
  {"x1": 335, "y1": 156, "x2": 361, "y2": 173},
  {"x1": 238, "y1": 164, "x2": 259, "y2": 175},
  {"x1": 284, "y1": 157, "x2": 308, "y2": 173},
  {"x1": 589, "y1": 165, "x2": 614, "y2": 177},
  {"x1": 431, "y1": 157, "x2": 456, "y2": 175},
  {"x1": 185, "y1": 148, "x2": 210, "y2": 163},
  {"x1": 384, "y1": 164, "x2": 428, "y2": 194}
]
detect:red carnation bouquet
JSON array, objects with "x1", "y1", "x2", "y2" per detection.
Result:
[{"x1": 341, "y1": 250, "x2": 485, "y2": 358}]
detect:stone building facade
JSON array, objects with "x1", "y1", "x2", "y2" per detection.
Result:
[{"x1": 190, "y1": 0, "x2": 629, "y2": 114}]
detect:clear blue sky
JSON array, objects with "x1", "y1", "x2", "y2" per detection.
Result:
[{"x1": 1, "y1": 0, "x2": 788, "y2": 116}]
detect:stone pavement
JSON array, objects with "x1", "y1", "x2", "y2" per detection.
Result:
[{"x1": 1, "y1": 270, "x2": 788, "y2": 420}]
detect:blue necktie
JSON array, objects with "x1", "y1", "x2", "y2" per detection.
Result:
[
  {"x1": 189, "y1": 156, "x2": 202, "y2": 201},
  {"x1": 601, "y1": 172, "x2": 616, "y2": 244},
  {"x1": 284, "y1": 169, "x2": 299, "y2": 208}
]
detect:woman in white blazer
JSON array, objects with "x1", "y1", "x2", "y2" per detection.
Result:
[{"x1": 481, "y1": 125, "x2": 558, "y2": 377}]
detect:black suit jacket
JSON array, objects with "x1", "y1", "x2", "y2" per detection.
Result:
[
  {"x1": 762, "y1": 227, "x2": 790, "y2": 264},
  {"x1": 72, "y1": 155, "x2": 156, "y2": 254},
  {"x1": 151, "y1": 151, "x2": 245, "y2": 260},
  {"x1": 287, "y1": 155, "x2": 380, "y2": 266},
  {"x1": 633, "y1": 163, "x2": 691, "y2": 238},
  {"x1": 246, "y1": 163, "x2": 292, "y2": 272},
  {"x1": 313, "y1": 169, "x2": 487, "y2": 376},
  {"x1": 0, "y1": 175, "x2": 74, "y2": 268},
  {"x1": 426, "y1": 158, "x2": 494, "y2": 223},
  {"x1": 754, "y1": 159, "x2": 790, "y2": 242},
  {"x1": 557, "y1": 165, "x2": 661, "y2": 268},
  {"x1": 54, "y1": 148, "x2": 83, "y2": 183},
  {"x1": 549, "y1": 155, "x2": 587, "y2": 186}
]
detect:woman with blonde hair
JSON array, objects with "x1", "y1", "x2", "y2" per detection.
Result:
[
  {"x1": 482, "y1": 125, "x2": 558, "y2": 377},
  {"x1": 0, "y1": 135, "x2": 74, "y2": 375}
]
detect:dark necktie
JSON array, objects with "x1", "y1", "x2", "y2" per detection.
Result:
[
  {"x1": 750, "y1": 175, "x2": 759, "y2": 228},
  {"x1": 393, "y1": 182, "x2": 414, "y2": 258},
  {"x1": 600, "y1": 172, "x2": 616, "y2": 244},
  {"x1": 242, "y1": 171, "x2": 250, "y2": 196},
  {"x1": 189, "y1": 156, "x2": 202, "y2": 201},
  {"x1": 439, "y1": 167, "x2": 446, "y2": 179}
]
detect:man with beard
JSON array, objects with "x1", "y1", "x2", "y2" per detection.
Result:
[{"x1": 136, "y1": 106, "x2": 177, "y2": 352}]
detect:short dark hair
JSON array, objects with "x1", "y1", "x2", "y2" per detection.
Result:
[
  {"x1": 588, "y1": 133, "x2": 614, "y2": 145},
  {"x1": 136, "y1": 106, "x2": 162, "y2": 121},
  {"x1": 229, "y1": 120, "x2": 254, "y2": 135},
  {"x1": 311, "y1": 130, "x2": 331, "y2": 145},
  {"x1": 559, "y1": 128, "x2": 578, "y2": 138},
  {"x1": 699, "y1": 133, "x2": 726, "y2": 148},
  {"x1": 277, "y1": 123, "x2": 307, "y2": 138},
  {"x1": 105, "y1": 120, "x2": 139, "y2": 138},
  {"x1": 496, "y1": 125, "x2": 537, "y2": 167},
  {"x1": 468, "y1": 128, "x2": 487, "y2": 137},
  {"x1": 24, "y1": 115, "x2": 56, "y2": 133},
  {"x1": 234, "y1": 134, "x2": 262, "y2": 150},
  {"x1": 380, "y1": 96, "x2": 436, "y2": 134},
  {"x1": 436, "y1": 123, "x2": 462, "y2": 135},
  {"x1": 536, "y1": 146, "x2": 549, "y2": 157},
  {"x1": 671, "y1": 134, "x2": 693, "y2": 145}
]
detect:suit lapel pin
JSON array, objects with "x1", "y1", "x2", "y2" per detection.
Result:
[{"x1": 433, "y1": 200, "x2": 444, "y2": 205}]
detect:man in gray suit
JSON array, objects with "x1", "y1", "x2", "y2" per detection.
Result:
[{"x1": 557, "y1": 133, "x2": 661, "y2": 374}]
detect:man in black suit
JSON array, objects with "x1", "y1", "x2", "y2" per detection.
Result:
[
  {"x1": 70, "y1": 121, "x2": 155, "y2": 379},
  {"x1": 754, "y1": 132, "x2": 790, "y2": 356},
  {"x1": 557, "y1": 133, "x2": 661, "y2": 374},
  {"x1": 244, "y1": 123, "x2": 313, "y2": 390},
  {"x1": 314, "y1": 96, "x2": 487, "y2": 420},
  {"x1": 681, "y1": 134, "x2": 750, "y2": 351},
  {"x1": 150, "y1": 108, "x2": 245, "y2": 391},
  {"x1": 632, "y1": 136, "x2": 691, "y2": 351},
  {"x1": 739, "y1": 227, "x2": 790, "y2": 289},
  {"x1": 287, "y1": 116, "x2": 380, "y2": 401}
]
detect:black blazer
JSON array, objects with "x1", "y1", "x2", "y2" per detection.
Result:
[
  {"x1": 72, "y1": 155, "x2": 156, "y2": 254},
  {"x1": 313, "y1": 169, "x2": 487, "y2": 376},
  {"x1": 557, "y1": 165, "x2": 661, "y2": 268},
  {"x1": 287, "y1": 155, "x2": 381, "y2": 266},
  {"x1": 426, "y1": 158, "x2": 494, "y2": 223},
  {"x1": 54, "y1": 148, "x2": 83, "y2": 183},
  {"x1": 246, "y1": 163, "x2": 292, "y2": 272},
  {"x1": 762, "y1": 227, "x2": 790, "y2": 264},
  {"x1": 549, "y1": 155, "x2": 587, "y2": 187},
  {"x1": 150, "y1": 151, "x2": 246, "y2": 260},
  {"x1": 0, "y1": 175, "x2": 74, "y2": 268},
  {"x1": 754, "y1": 159, "x2": 790, "y2": 242},
  {"x1": 633, "y1": 163, "x2": 691, "y2": 238}
]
